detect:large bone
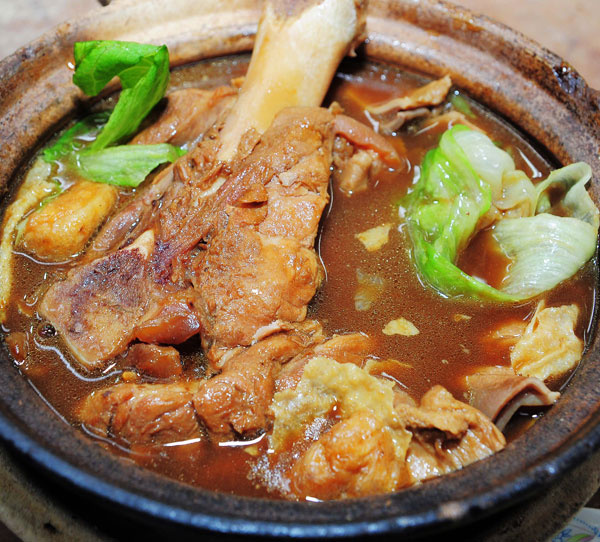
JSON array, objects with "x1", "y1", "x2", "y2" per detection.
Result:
[
  {"x1": 82, "y1": 0, "x2": 367, "y2": 259},
  {"x1": 218, "y1": 0, "x2": 366, "y2": 161}
]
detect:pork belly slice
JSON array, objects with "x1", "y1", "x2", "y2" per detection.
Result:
[{"x1": 466, "y1": 366, "x2": 560, "y2": 431}]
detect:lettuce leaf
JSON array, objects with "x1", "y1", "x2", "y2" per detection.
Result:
[
  {"x1": 41, "y1": 40, "x2": 179, "y2": 188},
  {"x1": 403, "y1": 125, "x2": 598, "y2": 301},
  {"x1": 534, "y1": 162, "x2": 598, "y2": 227},
  {"x1": 404, "y1": 126, "x2": 513, "y2": 300},
  {"x1": 74, "y1": 144, "x2": 185, "y2": 187},
  {"x1": 493, "y1": 214, "x2": 597, "y2": 298},
  {"x1": 452, "y1": 127, "x2": 516, "y2": 199},
  {"x1": 43, "y1": 111, "x2": 110, "y2": 163},
  {"x1": 73, "y1": 40, "x2": 170, "y2": 150},
  {"x1": 494, "y1": 162, "x2": 598, "y2": 298}
]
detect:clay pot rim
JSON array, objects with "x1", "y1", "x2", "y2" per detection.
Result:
[{"x1": 3, "y1": 402, "x2": 600, "y2": 538}]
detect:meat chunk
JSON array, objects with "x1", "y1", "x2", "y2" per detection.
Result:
[
  {"x1": 466, "y1": 366, "x2": 560, "y2": 430},
  {"x1": 333, "y1": 114, "x2": 403, "y2": 168},
  {"x1": 78, "y1": 326, "x2": 324, "y2": 445},
  {"x1": 190, "y1": 107, "x2": 337, "y2": 360},
  {"x1": 399, "y1": 386, "x2": 506, "y2": 483},
  {"x1": 124, "y1": 343, "x2": 182, "y2": 379},
  {"x1": 194, "y1": 331, "x2": 316, "y2": 438},
  {"x1": 131, "y1": 87, "x2": 236, "y2": 147},
  {"x1": 79, "y1": 381, "x2": 203, "y2": 445},
  {"x1": 39, "y1": 231, "x2": 155, "y2": 369},
  {"x1": 366, "y1": 75, "x2": 452, "y2": 134},
  {"x1": 84, "y1": 165, "x2": 176, "y2": 260},
  {"x1": 134, "y1": 296, "x2": 200, "y2": 345},
  {"x1": 194, "y1": 228, "x2": 322, "y2": 358},
  {"x1": 290, "y1": 411, "x2": 410, "y2": 499},
  {"x1": 335, "y1": 149, "x2": 375, "y2": 195}
]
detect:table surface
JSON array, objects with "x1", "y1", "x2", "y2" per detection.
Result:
[{"x1": 0, "y1": 0, "x2": 599, "y2": 540}]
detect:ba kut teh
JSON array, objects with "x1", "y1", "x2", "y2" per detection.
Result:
[{"x1": 0, "y1": 0, "x2": 597, "y2": 500}]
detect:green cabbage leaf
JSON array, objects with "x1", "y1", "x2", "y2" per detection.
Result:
[
  {"x1": 42, "y1": 40, "x2": 181, "y2": 187},
  {"x1": 403, "y1": 125, "x2": 598, "y2": 301},
  {"x1": 74, "y1": 144, "x2": 186, "y2": 187},
  {"x1": 73, "y1": 40, "x2": 170, "y2": 150}
]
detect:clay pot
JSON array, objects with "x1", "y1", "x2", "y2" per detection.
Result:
[{"x1": 0, "y1": 1, "x2": 599, "y2": 539}]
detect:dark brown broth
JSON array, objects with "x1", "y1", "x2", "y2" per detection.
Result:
[{"x1": 2, "y1": 55, "x2": 596, "y2": 498}]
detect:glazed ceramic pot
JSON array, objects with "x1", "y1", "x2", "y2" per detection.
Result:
[{"x1": 1, "y1": 1, "x2": 599, "y2": 540}]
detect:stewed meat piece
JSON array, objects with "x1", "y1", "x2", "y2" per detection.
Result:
[
  {"x1": 290, "y1": 410, "x2": 411, "y2": 499},
  {"x1": 79, "y1": 381, "x2": 204, "y2": 446},
  {"x1": 191, "y1": 107, "x2": 337, "y2": 361},
  {"x1": 78, "y1": 324, "x2": 324, "y2": 443},
  {"x1": 401, "y1": 386, "x2": 506, "y2": 483},
  {"x1": 194, "y1": 330, "x2": 320, "y2": 437},
  {"x1": 39, "y1": 231, "x2": 155, "y2": 369},
  {"x1": 124, "y1": 343, "x2": 183, "y2": 379},
  {"x1": 131, "y1": 86, "x2": 236, "y2": 147}
]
